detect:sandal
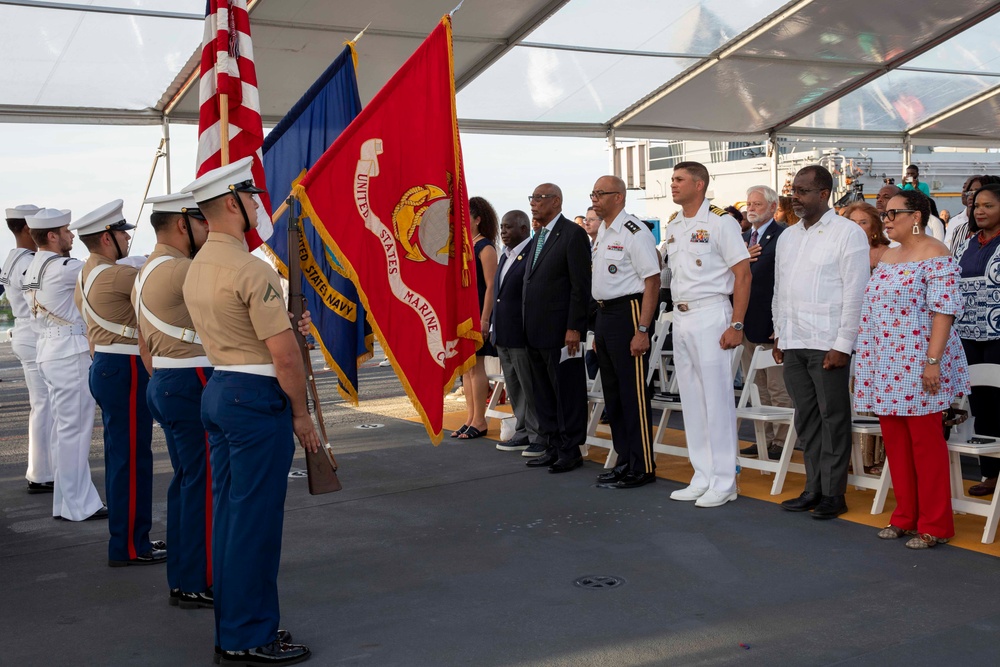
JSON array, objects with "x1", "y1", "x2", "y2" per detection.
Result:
[
  {"x1": 905, "y1": 533, "x2": 949, "y2": 550},
  {"x1": 877, "y1": 525, "x2": 914, "y2": 540},
  {"x1": 458, "y1": 426, "x2": 487, "y2": 440},
  {"x1": 450, "y1": 424, "x2": 470, "y2": 438}
]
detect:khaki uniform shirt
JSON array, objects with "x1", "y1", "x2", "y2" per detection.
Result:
[
  {"x1": 132, "y1": 243, "x2": 207, "y2": 360},
  {"x1": 75, "y1": 254, "x2": 140, "y2": 347},
  {"x1": 183, "y1": 232, "x2": 290, "y2": 366}
]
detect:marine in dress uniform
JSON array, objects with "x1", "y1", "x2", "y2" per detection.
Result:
[
  {"x1": 21, "y1": 209, "x2": 106, "y2": 521},
  {"x1": 2, "y1": 204, "x2": 54, "y2": 493},
  {"x1": 588, "y1": 177, "x2": 661, "y2": 489},
  {"x1": 182, "y1": 157, "x2": 318, "y2": 665},
  {"x1": 663, "y1": 162, "x2": 751, "y2": 508},
  {"x1": 134, "y1": 192, "x2": 214, "y2": 607},
  {"x1": 70, "y1": 200, "x2": 163, "y2": 566}
]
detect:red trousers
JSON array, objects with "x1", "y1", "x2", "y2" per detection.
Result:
[{"x1": 879, "y1": 413, "x2": 954, "y2": 538}]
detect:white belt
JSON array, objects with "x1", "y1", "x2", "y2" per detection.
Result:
[
  {"x1": 95, "y1": 343, "x2": 141, "y2": 356},
  {"x1": 673, "y1": 294, "x2": 728, "y2": 313},
  {"x1": 41, "y1": 323, "x2": 87, "y2": 339},
  {"x1": 215, "y1": 363, "x2": 277, "y2": 377},
  {"x1": 15, "y1": 316, "x2": 30, "y2": 324},
  {"x1": 152, "y1": 355, "x2": 212, "y2": 369}
]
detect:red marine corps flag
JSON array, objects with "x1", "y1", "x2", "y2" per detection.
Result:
[{"x1": 295, "y1": 15, "x2": 481, "y2": 443}]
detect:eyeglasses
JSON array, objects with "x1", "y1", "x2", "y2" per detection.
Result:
[
  {"x1": 527, "y1": 194, "x2": 558, "y2": 203},
  {"x1": 789, "y1": 187, "x2": 823, "y2": 196},
  {"x1": 879, "y1": 208, "x2": 917, "y2": 222},
  {"x1": 589, "y1": 190, "x2": 623, "y2": 199}
]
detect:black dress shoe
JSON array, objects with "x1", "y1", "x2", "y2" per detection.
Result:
[
  {"x1": 613, "y1": 472, "x2": 656, "y2": 488},
  {"x1": 780, "y1": 491, "x2": 822, "y2": 512},
  {"x1": 526, "y1": 454, "x2": 557, "y2": 468},
  {"x1": 548, "y1": 458, "x2": 583, "y2": 473},
  {"x1": 220, "y1": 639, "x2": 310, "y2": 665},
  {"x1": 215, "y1": 632, "x2": 293, "y2": 664},
  {"x1": 596, "y1": 465, "x2": 628, "y2": 483},
  {"x1": 169, "y1": 588, "x2": 181, "y2": 606},
  {"x1": 739, "y1": 444, "x2": 759, "y2": 457},
  {"x1": 152, "y1": 540, "x2": 167, "y2": 550},
  {"x1": 811, "y1": 494, "x2": 848, "y2": 520},
  {"x1": 27, "y1": 481, "x2": 54, "y2": 494},
  {"x1": 108, "y1": 547, "x2": 167, "y2": 567},
  {"x1": 84, "y1": 506, "x2": 109, "y2": 521},
  {"x1": 179, "y1": 588, "x2": 214, "y2": 609}
]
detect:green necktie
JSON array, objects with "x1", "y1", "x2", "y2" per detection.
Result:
[{"x1": 532, "y1": 227, "x2": 549, "y2": 268}]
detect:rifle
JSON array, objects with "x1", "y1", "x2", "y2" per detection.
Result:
[{"x1": 285, "y1": 197, "x2": 342, "y2": 494}]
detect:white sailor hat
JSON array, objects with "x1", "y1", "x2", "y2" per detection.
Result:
[
  {"x1": 68, "y1": 199, "x2": 135, "y2": 236},
  {"x1": 25, "y1": 208, "x2": 72, "y2": 230},
  {"x1": 144, "y1": 192, "x2": 205, "y2": 218},
  {"x1": 182, "y1": 156, "x2": 266, "y2": 205},
  {"x1": 5, "y1": 204, "x2": 42, "y2": 220}
]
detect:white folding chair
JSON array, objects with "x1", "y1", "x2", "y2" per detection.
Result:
[
  {"x1": 484, "y1": 370, "x2": 508, "y2": 421},
  {"x1": 735, "y1": 346, "x2": 801, "y2": 495},
  {"x1": 650, "y1": 344, "x2": 743, "y2": 460},
  {"x1": 600, "y1": 311, "x2": 673, "y2": 469},
  {"x1": 947, "y1": 363, "x2": 1000, "y2": 543}
]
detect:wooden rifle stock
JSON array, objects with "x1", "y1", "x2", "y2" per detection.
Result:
[{"x1": 286, "y1": 198, "x2": 342, "y2": 494}]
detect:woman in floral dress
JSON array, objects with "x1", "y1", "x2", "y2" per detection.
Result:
[{"x1": 854, "y1": 190, "x2": 970, "y2": 549}]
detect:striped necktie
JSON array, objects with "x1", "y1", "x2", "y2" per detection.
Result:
[{"x1": 532, "y1": 227, "x2": 549, "y2": 268}]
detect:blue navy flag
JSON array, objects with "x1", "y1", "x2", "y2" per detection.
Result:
[{"x1": 262, "y1": 44, "x2": 373, "y2": 403}]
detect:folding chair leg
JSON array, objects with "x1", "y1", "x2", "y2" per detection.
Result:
[
  {"x1": 871, "y1": 460, "x2": 892, "y2": 515},
  {"x1": 753, "y1": 421, "x2": 770, "y2": 476},
  {"x1": 982, "y1": 493, "x2": 1000, "y2": 544},
  {"x1": 655, "y1": 408, "x2": 671, "y2": 445},
  {"x1": 770, "y1": 424, "x2": 797, "y2": 495},
  {"x1": 949, "y1": 451, "x2": 966, "y2": 505}
]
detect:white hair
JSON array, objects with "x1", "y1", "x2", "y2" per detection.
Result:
[{"x1": 746, "y1": 185, "x2": 779, "y2": 207}]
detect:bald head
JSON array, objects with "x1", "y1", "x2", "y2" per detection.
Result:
[
  {"x1": 500, "y1": 209, "x2": 530, "y2": 248},
  {"x1": 590, "y1": 174, "x2": 626, "y2": 224},
  {"x1": 529, "y1": 182, "x2": 563, "y2": 225},
  {"x1": 875, "y1": 184, "x2": 901, "y2": 213}
]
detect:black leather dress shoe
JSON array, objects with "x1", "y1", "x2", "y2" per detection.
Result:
[
  {"x1": 151, "y1": 540, "x2": 167, "y2": 550},
  {"x1": 169, "y1": 588, "x2": 181, "y2": 606},
  {"x1": 613, "y1": 472, "x2": 656, "y2": 488},
  {"x1": 780, "y1": 491, "x2": 822, "y2": 512},
  {"x1": 27, "y1": 481, "x2": 54, "y2": 494},
  {"x1": 215, "y1": 632, "x2": 293, "y2": 664},
  {"x1": 548, "y1": 458, "x2": 583, "y2": 474},
  {"x1": 596, "y1": 466, "x2": 628, "y2": 483},
  {"x1": 526, "y1": 454, "x2": 557, "y2": 468},
  {"x1": 108, "y1": 547, "x2": 167, "y2": 567},
  {"x1": 179, "y1": 588, "x2": 214, "y2": 609},
  {"x1": 220, "y1": 639, "x2": 310, "y2": 665},
  {"x1": 811, "y1": 494, "x2": 848, "y2": 520},
  {"x1": 84, "y1": 506, "x2": 109, "y2": 521}
]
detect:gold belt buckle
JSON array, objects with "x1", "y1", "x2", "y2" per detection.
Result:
[
  {"x1": 597, "y1": 300, "x2": 606, "y2": 308},
  {"x1": 677, "y1": 303, "x2": 690, "y2": 312}
]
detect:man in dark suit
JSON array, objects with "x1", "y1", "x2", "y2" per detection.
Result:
[
  {"x1": 522, "y1": 183, "x2": 592, "y2": 473},
  {"x1": 739, "y1": 184, "x2": 791, "y2": 460},
  {"x1": 491, "y1": 210, "x2": 541, "y2": 456}
]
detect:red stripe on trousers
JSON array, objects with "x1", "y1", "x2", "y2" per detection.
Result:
[
  {"x1": 196, "y1": 367, "x2": 213, "y2": 587},
  {"x1": 128, "y1": 356, "x2": 138, "y2": 560}
]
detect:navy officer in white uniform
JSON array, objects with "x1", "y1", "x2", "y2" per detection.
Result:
[{"x1": 663, "y1": 161, "x2": 751, "y2": 508}]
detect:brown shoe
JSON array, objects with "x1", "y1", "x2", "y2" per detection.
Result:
[
  {"x1": 904, "y1": 534, "x2": 949, "y2": 550},
  {"x1": 877, "y1": 525, "x2": 914, "y2": 540},
  {"x1": 969, "y1": 478, "x2": 997, "y2": 497}
]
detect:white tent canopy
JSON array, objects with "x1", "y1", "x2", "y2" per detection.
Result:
[{"x1": 4, "y1": 0, "x2": 1000, "y2": 145}]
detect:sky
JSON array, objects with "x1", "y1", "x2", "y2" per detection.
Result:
[{"x1": 0, "y1": 124, "x2": 640, "y2": 261}]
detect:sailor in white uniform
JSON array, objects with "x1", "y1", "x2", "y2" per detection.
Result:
[
  {"x1": 22, "y1": 208, "x2": 106, "y2": 521},
  {"x1": 2, "y1": 204, "x2": 54, "y2": 494}
]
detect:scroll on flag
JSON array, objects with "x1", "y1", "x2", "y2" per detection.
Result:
[
  {"x1": 196, "y1": 0, "x2": 272, "y2": 249},
  {"x1": 294, "y1": 15, "x2": 481, "y2": 443},
  {"x1": 262, "y1": 44, "x2": 374, "y2": 403}
]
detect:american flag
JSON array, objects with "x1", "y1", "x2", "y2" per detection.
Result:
[{"x1": 196, "y1": 0, "x2": 272, "y2": 248}]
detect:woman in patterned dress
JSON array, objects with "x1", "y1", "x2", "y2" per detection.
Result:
[
  {"x1": 953, "y1": 183, "x2": 1000, "y2": 496},
  {"x1": 854, "y1": 190, "x2": 970, "y2": 549}
]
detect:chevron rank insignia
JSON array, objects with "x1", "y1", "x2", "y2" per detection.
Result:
[{"x1": 263, "y1": 283, "x2": 282, "y2": 303}]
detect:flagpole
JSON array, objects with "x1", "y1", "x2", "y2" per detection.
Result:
[{"x1": 219, "y1": 93, "x2": 230, "y2": 165}]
